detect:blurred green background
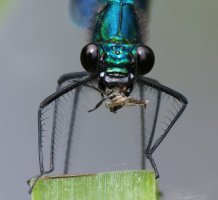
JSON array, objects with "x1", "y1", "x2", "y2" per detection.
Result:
[
  {"x1": 0, "y1": 0, "x2": 15, "y2": 23},
  {"x1": 0, "y1": 0, "x2": 217, "y2": 199}
]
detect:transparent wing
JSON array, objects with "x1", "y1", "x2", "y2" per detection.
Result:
[{"x1": 68, "y1": 0, "x2": 105, "y2": 28}]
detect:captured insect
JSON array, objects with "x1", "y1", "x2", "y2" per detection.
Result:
[{"x1": 29, "y1": 0, "x2": 187, "y2": 191}]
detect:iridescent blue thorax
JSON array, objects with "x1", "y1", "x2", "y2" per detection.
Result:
[
  {"x1": 92, "y1": 0, "x2": 141, "y2": 44},
  {"x1": 91, "y1": 0, "x2": 141, "y2": 89}
]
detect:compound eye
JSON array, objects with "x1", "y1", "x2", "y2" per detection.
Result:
[
  {"x1": 136, "y1": 45, "x2": 155, "y2": 75},
  {"x1": 80, "y1": 43, "x2": 99, "y2": 73}
]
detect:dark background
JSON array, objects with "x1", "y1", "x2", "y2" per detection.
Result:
[{"x1": 0, "y1": 0, "x2": 217, "y2": 199}]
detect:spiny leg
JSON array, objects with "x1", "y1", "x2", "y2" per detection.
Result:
[
  {"x1": 41, "y1": 72, "x2": 92, "y2": 174},
  {"x1": 136, "y1": 76, "x2": 187, "y2": 178},
  {"x1": 145, "y1": 152, "x2": 160, "y2": 178},
  {"x1": 64, "y1": 88, "x2": 80, "y2": 173},
  {"x1": 72, "y1": 80, "x2": 105, "y2": 96},
  {"x1": 29, "y1": 74, "x2": 94, "y2": 193},
  {"x1": 139, "y1": 82, "x2": 146, "y2": 169},
  {"x1": 52, "y1": 72, "x2": 90, "y2": 174}
]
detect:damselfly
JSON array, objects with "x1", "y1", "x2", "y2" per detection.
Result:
[{"x1": 31, "y1": 0, "x2": 188, "y2": 189}]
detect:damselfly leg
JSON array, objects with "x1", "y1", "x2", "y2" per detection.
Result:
[{"x1": 29, "y1": 72, "x2": 95, "y2": 192}]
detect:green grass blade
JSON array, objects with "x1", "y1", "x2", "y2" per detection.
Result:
[{"x1": 31, "y1": 170, "x2": 159, "y2": 200}]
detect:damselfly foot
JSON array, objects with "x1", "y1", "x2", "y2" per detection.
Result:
[{"x1": 27, "y1": 173, "x2": 42, "y2": 193}]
